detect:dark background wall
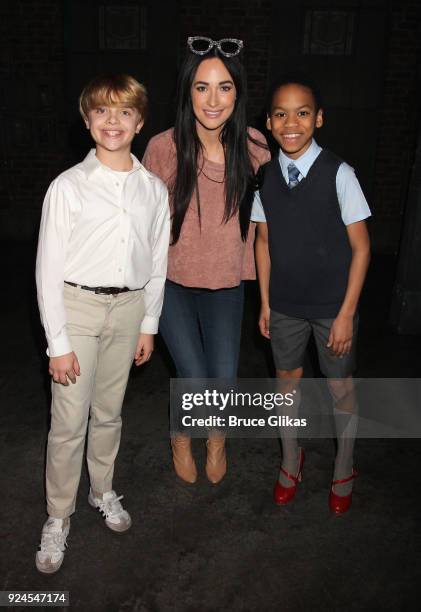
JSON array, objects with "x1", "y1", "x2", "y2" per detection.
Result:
[{"x1": 1, "y1": 0, "x2": 420, "y2": 254}]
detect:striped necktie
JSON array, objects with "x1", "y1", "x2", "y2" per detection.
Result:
[{"x1": 287, "y1": 163, "x2": 300, "y2": 189}]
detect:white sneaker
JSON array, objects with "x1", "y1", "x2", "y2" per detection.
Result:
[
  {"x1": 88, "y1": 489, "x2": 132, "y2": 533},
  {"x1": 35, "y1": 517, "x2": 70, "y2": 574}
]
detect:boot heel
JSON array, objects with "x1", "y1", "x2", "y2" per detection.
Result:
[
  {"x1": 171, "y1": 435, "x2": 197, "y2": 484},
  {"x1": 205, "y1": 435, "x2": 226, "y2": 484}
]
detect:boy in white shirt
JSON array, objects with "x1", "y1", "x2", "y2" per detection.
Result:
[{"x1": 35, "y1": 74, "x2": 169, "y2": 574}]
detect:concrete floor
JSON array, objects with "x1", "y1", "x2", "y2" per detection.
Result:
[{"x1": 1, "y1": 244, "x2": 420, "y2": 611}]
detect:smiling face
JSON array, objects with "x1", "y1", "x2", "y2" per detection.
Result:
[
  {"x1": 85, "y1": 103, "x2": 143, "y2": 159},
  {"x1": 190, "y1": 57, "x2": 237, "y2": 137},
  {"x1": 267, "y1": 83, "x2": 323, "y2": 159}
]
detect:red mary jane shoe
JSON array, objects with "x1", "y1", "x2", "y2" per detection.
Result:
[
  {"x1": 273, "y1": 448, "x2": 305, "y2": 505},
  {"x1": 329, "y1": 468, "x2": 358, "y2": 514}
]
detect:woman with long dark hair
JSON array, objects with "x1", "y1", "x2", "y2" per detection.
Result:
[{"x1": 143, "y1": 37, "x2": 269, "y2": 484}]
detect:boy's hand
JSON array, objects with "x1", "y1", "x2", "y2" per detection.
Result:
[
  {"x1": 134, "y1": 333, "x2": 154, "y2": 366},
  {"x1": 327, "y1": 314, "x2": 353, "y2": 357},
  {"x1": 49, "y1": 352, "x2": 80, "y2": 386},
  {"x1": 258, "y1": 304, "x2": 271, "y2": 339}
]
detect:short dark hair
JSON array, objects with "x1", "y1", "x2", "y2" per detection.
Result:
[{"x1": 266, "y1": 73, "x2": 323, "y2": 114}]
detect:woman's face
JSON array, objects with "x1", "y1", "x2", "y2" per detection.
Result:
[{"x1": 191, "y1": 57, "x2": 237, "y2": 134}]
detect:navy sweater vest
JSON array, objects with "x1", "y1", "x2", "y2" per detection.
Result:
[{"x1": 259, "y1": 150, "x2": 352, "y2": 319}]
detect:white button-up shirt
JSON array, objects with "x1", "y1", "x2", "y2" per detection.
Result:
[{"x1": 36, "y1": 149, "x2": 170, "y2": 357}]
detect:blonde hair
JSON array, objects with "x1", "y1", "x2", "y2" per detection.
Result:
[{"x1": 79, "y1": 74, "x2": 148, "y2": 120}]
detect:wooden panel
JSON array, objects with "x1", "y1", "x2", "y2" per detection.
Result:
[{"x1": 303, "y1": 10, "x2": 355, "y2": 56}]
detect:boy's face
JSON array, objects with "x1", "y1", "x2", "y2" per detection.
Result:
[
  {"x1": 267, "y1": 83, "x2": 323, "y2": 160},
  {"x1": 85, "y1": 103, "x2": 143, "y2": 156}
]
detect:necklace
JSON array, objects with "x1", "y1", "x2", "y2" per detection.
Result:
[{"x1": 198, "y1": 167, "x2": 225, "y2": 184}]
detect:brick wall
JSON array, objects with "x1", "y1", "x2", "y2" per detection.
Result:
[
  {"x1": 0, "y1": 0, "x2": 66, "y2": 239},
  {"x1": 0, "y1": 0, "x2": 420, "y2": 252},
  {"x1": 371, "y1": 0, "x2": 421, "y2": 251}
]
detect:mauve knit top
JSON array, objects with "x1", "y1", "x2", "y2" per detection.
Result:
[{"x1": 142, "y1": 127, "x2": 270, "y2": 289}]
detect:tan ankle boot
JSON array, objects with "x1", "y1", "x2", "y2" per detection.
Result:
[
  {"x1": 171, "y1": 435, "x2": 197, "y2": 483},
  {"x1": 205, "y1": 435, "x2": 226, "y2": 484}
]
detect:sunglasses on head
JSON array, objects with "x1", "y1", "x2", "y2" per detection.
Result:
[{"x1": 187, "y1": 36, "x2": 244, "y2": 57}]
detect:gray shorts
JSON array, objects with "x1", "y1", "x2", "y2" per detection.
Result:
[{"x1": 269, "y1": 310, "x2": 358, "y2": 378}]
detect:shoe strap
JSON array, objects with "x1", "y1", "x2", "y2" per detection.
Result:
[
  {"x1": 331, "y1": 468, "x2": 358, "y2": 486},
  {"x1": 279, "y1": 448, "x2": 304, "y2": 484}
]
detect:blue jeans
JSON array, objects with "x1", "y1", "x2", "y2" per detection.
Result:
[{"x1": 159, "y1": 280, "x2": 244, "y2": 378}]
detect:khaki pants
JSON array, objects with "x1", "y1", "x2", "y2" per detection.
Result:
[{"x1": 46, "y1": 284, "x2": 145, "y2": 518}]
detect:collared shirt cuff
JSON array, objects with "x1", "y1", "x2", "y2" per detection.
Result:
[
  {"x1": 140, "y1": 315, "x2": 159, "y2": 335},
  {"x1": 47, "y1": 335, "x2": 73, "y2": 358}
]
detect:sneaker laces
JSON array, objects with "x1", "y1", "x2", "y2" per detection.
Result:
[
  {"x1": 40, "y1": 529, "x2": 68, "y2": 554},
  {"x1": 98, "y1": 493, "x2": 125, "y2": 519}
]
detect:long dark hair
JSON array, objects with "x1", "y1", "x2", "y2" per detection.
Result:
[{"x1": 171, "y1": 48, "x2": 261, "y2": 244}]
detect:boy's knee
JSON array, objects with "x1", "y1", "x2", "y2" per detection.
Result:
[
  {"x1": 48, "y1": 428, "x2": 86, "y2": 447},
  {"x1": 276, "y1": 367, "x2": 303, "y2": 379},
  {"x1": 327, "y1": 376, "x2": 354, "y2": 402},
  {"x1": 275, "y1": 367, "x2": 303, "y2": 394}
]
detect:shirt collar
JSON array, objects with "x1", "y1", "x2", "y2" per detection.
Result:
[
  {"x1": 278, "y1": 139, "x2": 322, "y2": 178},
  {"x1": 80, "y1": 149, "x2": 142, "y2": 180}
]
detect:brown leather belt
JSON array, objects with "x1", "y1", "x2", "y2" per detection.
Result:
[{"x1": 64, "y1": 281, "x2": 131, "y2": 295}]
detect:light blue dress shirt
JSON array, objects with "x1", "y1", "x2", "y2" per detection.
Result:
[{"x1": 251, "y1": 139, "x2": 371, "y2": 226}]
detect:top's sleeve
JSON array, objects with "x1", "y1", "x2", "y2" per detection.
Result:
[
  {"x1": 35, "y1": 178, "x2": 74, "y2": 357},
  {"x1": 250, "y1": 189, "x2": 267, "y2": 223},
  {"x1": 336, "y1": 162, "x2": 372, "y2": 226},
  {"x1": 141, "y1": 140, "x2": 157, "y2": 174},
  {"x1": 247, "y1": 128, "x2": 272, "y2": 172},
  {"x1": 139, "y1": 186, "x2": 170, "y2": 334},
  {"x1": 142, "y1": 134, "x2": 174, "y2": 185},
  {"x1": 257, "y1": 141, "x2": 272, "y2": 166}
]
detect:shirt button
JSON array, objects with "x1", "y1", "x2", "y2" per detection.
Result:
[
  {"x1": 118, "y1": 268, "x2": 122, "y2": 272},
  {"x1": 123, "y1": 209, "x2": 127, "y2": 214},
  {"x1": 121, "y1": 238, "x2": 125, "y2": 243},
  {"x1": 115, "y1": 182, "x2": 119, "y2": 186}
]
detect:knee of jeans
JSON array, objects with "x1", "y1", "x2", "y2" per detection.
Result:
[
  {"x1": 177, "y1": 365, "x2": 208, "y2": 378},
  {"x1": 207, "y1": 362, "x2": 238, "y2": 379}
]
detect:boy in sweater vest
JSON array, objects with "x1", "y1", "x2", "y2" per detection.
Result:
[{"x1": 252, "y1": 75, "x2": 371, "y2": 513}]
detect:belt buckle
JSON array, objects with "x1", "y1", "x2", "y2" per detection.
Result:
[{"x1": 94, "y1": 286, "x2": 122, "y2": 296}]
